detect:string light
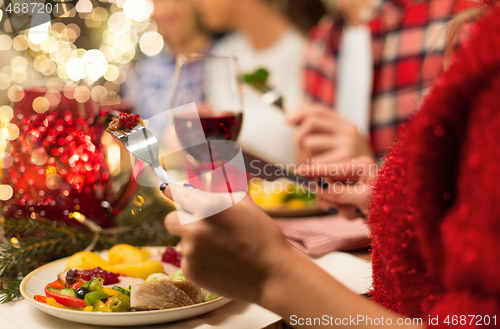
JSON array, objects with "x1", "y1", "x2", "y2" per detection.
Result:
[
  {"x1": 0, "y1": 0, "x2": 161, "y2": 93},
  {"x1": 0, "y1": 0, "x2": 164, "y2": 206}
]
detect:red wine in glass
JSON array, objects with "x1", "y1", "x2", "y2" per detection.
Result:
[{"x1": 174, "y1": 112, "x2": 243, "y2": 163}]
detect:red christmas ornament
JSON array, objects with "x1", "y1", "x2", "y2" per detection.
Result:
[{"x1": 2, "y1": 89, "x2": 135, "y2": 228}]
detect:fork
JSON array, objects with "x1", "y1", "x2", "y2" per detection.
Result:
[
  {"x1": 260, "y1": 85, "x2": 284, "y2": 111},
  {"x1": 107, "y1": 125, "x2": 175, "y2": 184}
]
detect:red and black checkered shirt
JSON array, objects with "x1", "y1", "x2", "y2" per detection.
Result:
[{"x1": 303, "y1": 0, "x2": 475, "y2": 159}]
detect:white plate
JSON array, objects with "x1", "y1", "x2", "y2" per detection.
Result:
[{"x1": 20, "y1": 249, "x2": 231, "y2": 326}]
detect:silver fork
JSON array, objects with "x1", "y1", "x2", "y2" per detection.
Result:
[
  {"x1": 260, "y1": 85, "x2": 284, "y2": 111},
  {"x1": 107, "y1": 125, "x2": 175, "y2": 184}
]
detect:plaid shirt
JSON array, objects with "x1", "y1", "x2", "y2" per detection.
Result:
[{"x1": 303, "y1": 0, "x2": 475, "y2": 159}]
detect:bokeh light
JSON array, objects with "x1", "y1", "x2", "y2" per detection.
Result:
[
  {"x1": 0, "y1": 105, "x2": 14, "y2": 121},
  {"x1": 108, "y1": 12, "x2": 131, "y2": 35},
  {"x1": 140, "y1": 31, "x2": 164, "y2": 57},
  {"x1": 0, "y1": 185, "x2": 13, "y2": 201},
  {"x1": 0, "y1": 0, "x2": 163, "y2": 168},
  {"x1": 124, "y1": 0, "x2": 148, "y2": 21},
  {"x1": 33, "y1": 96, "x2": 50, "y2": 113},
  {"x1": 0, "y1": 152, "x2": 13, "y2": 169},
  {"x1": 31, "y1": 147, "x2": 49, "y2": 165},
  {"x1": 3, "y1": 123, "x2": 19, "y2": 140},
  {"x1": 7, "y1": 86, "x2": 24, "y2": 102},
  {"x1": 46, "y1": 174, "x2": 63, "y2": 190},
  {"x1": 67, "y1": 58, "x2": 85, "y2": 81},
  {"x1": 0, "y1": 34, "x2": 12, "y2": 51}
]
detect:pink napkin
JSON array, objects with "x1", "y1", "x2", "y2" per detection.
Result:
[{"x1": 274, "y1": 215, "x2": 370, "y2": 257}]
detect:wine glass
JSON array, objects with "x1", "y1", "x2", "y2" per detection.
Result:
[{"x1": 171, "y1": 54, "x2": 244, "y2": 192}]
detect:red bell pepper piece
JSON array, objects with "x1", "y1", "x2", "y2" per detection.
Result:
[
  {"x1": 71, "y1": 281, "x2": 83, "y2": 290},
  {"x1": 47, "y1": 280, "x2": 65, "y2": 290},
  {"x1": 44, "y1": 285, "x2": 86, "y2": 308},
  {"x1": 34, "y1": 295, "x2": 47, "y2": 303}
]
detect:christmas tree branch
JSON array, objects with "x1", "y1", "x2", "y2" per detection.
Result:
[{"x1": 0, "y1": 279, "x2": 22, "y2": 304}]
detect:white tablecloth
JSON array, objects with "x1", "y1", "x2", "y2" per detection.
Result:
[{"x1": 0, "y1": 252, "x2": 372, "y2": 329}]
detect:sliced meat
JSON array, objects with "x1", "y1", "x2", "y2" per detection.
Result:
[
  {"x1": 130, "y1": 280, "x2": 194, "y2": 310},
  {"x1": 171, "y1": 281, "x2": 203, "y2": 304}
]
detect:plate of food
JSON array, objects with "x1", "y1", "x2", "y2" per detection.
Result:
[
  {"x1": 248, "y1": 178, "x2": 327, "y2": 218},
  {"x1": 20, "y1": 244, "x2": 230, "y2": 326}
]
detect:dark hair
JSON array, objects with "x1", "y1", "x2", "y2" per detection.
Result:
[{"x1": 272, "y1": 0, "x2": 326, "y2": 33}]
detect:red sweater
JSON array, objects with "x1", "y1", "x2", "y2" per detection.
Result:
[{"x1": 368, "y1": 6, "x2": 500, "y2": 326}]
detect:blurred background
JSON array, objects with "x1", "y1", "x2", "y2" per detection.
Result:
[{"x1": 0, "y1": 0, "x2": 165, "y2": 202}]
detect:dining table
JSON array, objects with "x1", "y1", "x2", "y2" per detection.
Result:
[{"x1": 0, "y1": 250, "x2": 371, "y2": 329}]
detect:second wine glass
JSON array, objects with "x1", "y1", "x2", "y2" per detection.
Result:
[{"x1": 171, "y1": 54, "x2": 244, "y2": 191}]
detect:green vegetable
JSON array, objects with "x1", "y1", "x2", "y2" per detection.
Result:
[
  {"x1": 89, "y1": 277, "x2": 104, "y2": 292},
  {"x1": 106, "y1": 294, "x2": 131, "y2": 312},
  {"x1": 242, "y1": 68, "x2": 270, "y2": 90},
  {"x1": 281, "y1": 184, "x2": 316, "y2": 203},
  {"x1": 171, "y1": 269, "x2": 187, "y2": 281},
  {"x1": 46, "y1": 287, "x2": 78, "y2": 299},
  {"x1": 145, "y1": 273, "x2": 170, "y2": 283},
  {"x1": 201, "y1": 288, "x2": 219, "y2": 302},
  {"x1": 81, "y1": 281, "x2": 91, "y2": 289},
  {"x1": 84, "y1": 290, "x2": 108, "y2": 306},
  {"x1": 111, "y1": 285, "x2": 131, "y2": 296}
]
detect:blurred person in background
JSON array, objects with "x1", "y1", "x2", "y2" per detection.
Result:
[
  {"x1": 123, "y1": 0, "x2": 213, "y2": 119},
  {"x1": 291, "y1": 0, "x2": 476, "y2": 166},
  {"x1": 195, "y1": 0, "x2": 325, "y2": 165}
]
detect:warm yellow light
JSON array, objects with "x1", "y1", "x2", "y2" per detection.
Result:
[
  {"x1": 11, "y1": 56, "x2": 28, "y2": 73},
  {"x1": 108, "y1": 12, "x2": 131, "y2": 35},
  {"x1": 7, "y1": 86, "x2": 24, "y2": 102},
  {"x1": 45, "y1": 89, "x2": 61, "y2": 106},
  {"x1": 0, "y1": 34, "x2": 12, "y2": 51},
  {"x1": 10, "y1": 237, "x2": 20, "y2": 247},
  {"x1": 103, "y1": 64, "x2": 119, "y2": 81},
  {"x1": 123, "y1": 0, "x2": 148, "y2": 21},
  {"x1": 0, "y1": 106, "x2": 13, "y2": 121},
  {"x1": 139, "y1": 31, "x2": 164, "y2": 57},
  {"x1": 12, "y1": 70, "x2": 27, "y2": 83},
  {"x1": 82, "y1": 49, "x2": 107, "y2": 82},
  {"x1": 45, "y1": 174, "x2": 62, "y2": 190},
  {"x1": 72, "y1": 212, "x2": 83, "y2": 221},
  {"x1": 3, "y1": 123, "x2": 19, "y2": 140},
  {"x1": 0, "y1": 73, "x2": 10, "y2": 90},
  {"x1": 76, "y1": 0, "x2": 93, "y2": 13},
  {"x1": 74, "y1": 86, "x2": 91, "y2": 103},
  {"x1": 63, "y1": 84, "x2": 77, "y2": 99},
  {"x1": 107, "y1": 143, "x2": 121, "y2": 175},
  {"x1": 0, "y1": 153, "x2": 13, "y2": 169},
  {"x1": 12, "y1": 35, "x2": 28, "y2": 51},
  {"x1": 53, "y1": 42, "x2": 72, "y2": 63},
  {"x1": 41, "y1": 35, "x2": 58, "y2": 53},
  {"x1": 67, "y1": 58, "x2": 85, "y2": 81},
  {"x1": 91, "y1": 85, "x2": 107, "y2": 103},
  {"x1": 31, "y1": 147, "x2": 49, "y2": 165},
  {"x1": 0, "y1": 185, "x2": 13, "y2": 201},
  {"x1": 33, "y1": 97, "x2": 50, "y2": 113}
]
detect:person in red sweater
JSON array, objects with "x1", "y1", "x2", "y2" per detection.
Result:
[{"x1": 161, "y1": 2, "x2": 500, "y2": 327}]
